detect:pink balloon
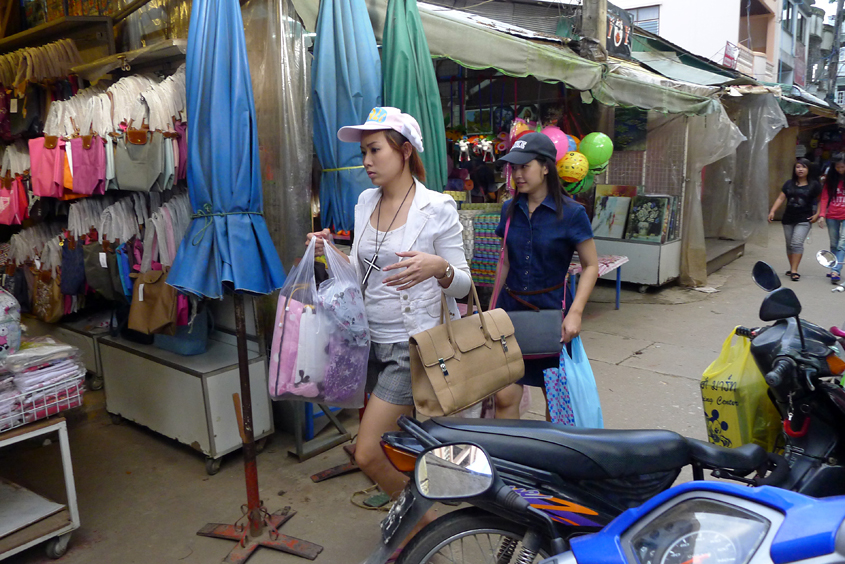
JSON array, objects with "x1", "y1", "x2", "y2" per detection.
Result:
[{"x1": 541, "y1": 126, "x2": 570, "y2": 161}]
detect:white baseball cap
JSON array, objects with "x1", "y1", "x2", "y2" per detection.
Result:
[{"x1": 337, "y1": 107, "x2": 425, "y2": 153}]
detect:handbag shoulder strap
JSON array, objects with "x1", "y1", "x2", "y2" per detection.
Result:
[{"x1": 489, "y1": 210, "x2": 511, "y2": 310}]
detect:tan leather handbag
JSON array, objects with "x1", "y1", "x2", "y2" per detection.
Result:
[
  {"x1": 128, "y1": 268, "x2": 178, "y2": 335},
  {"x1": 410, "y1": 282, "x2": 524, "y2": 417}
]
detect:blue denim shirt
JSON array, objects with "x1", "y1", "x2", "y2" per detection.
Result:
[{"x1": 495, "y1": 193, "x2": 593, "y2": 312}]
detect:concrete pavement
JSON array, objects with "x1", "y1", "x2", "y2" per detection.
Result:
[{"x1": 3, "y1": 222, "x2": 843, "y2": 564}]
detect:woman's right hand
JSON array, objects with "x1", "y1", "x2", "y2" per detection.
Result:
[
  {"x1": 306, "y1": 228, "x2": 332, "y2": 256},
  {"x1": 767, "y1": 210, "x2": 775, "y2": 222}
]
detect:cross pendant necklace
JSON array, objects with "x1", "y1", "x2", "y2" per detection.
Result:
[{"x1": 361, "y1": 181, "x2": 415, "y2": 289}]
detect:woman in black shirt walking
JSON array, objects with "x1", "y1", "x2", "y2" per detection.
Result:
[{"x1": 768, "y1": 158, "x2": 821, "y2": 281}]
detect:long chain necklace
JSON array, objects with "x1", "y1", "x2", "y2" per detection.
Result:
[{"x1": 362, "y1": 181, "x2": 415, "y2": 288}]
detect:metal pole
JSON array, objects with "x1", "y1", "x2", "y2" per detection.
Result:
[
  {"x1": 234, "y1": 293, "x2": 262, "y2": 537},
  {"x1": 828, "y1": 0, "x2": 845, "y2": 103}
]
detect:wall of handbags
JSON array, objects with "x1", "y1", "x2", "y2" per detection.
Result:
[
  {"x1": 0, "y1": 53, "x2": 195, "y2": 336},
  {"x1": 0, "y1": 189, "x2": 193, "y2": 330}
]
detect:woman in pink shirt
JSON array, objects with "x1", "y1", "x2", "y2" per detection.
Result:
[{"x1": 819, "y1": 155, "x2": 845, "y2": 283}]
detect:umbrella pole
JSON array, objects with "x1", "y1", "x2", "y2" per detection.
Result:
[{"x1": 234, "y1": 292, "x2": 262, "y2": 537}]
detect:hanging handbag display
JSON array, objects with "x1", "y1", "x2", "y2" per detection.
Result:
[
  {"x1": 409, "y1": 282, "x2": 524, "y2": 417},
  {"x1": 59, "y1": 237, "x2": 86, "y2": 296},
  {"x1": 83, "y1": 242, "x2": 116, "y2": 301},
  {"x1": 113, "y1": 126, "x2": 164, "y2": 192},
  {"x1": 491, "y1": 213, "x2": 565, "y2": 359}
]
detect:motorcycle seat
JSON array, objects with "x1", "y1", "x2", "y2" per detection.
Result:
[
  {"x1": 422, "y1": 418, "x2": 690, "y2": 480},
  {"x1": 686, "y1": 438, "x2": 766, "y2": 473}
]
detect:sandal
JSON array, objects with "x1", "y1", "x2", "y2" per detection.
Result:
[
  {"x1": 832, "y1": 274, "x2": 841, "y2": 283},
  {"x1": 786, "y1": 270, "x2": 793, "y2": 276},
  {"x1": 791, "y1": 273, "x2": 801, "y2": 281}
]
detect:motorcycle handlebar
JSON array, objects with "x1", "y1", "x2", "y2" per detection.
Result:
[
  {"x1": 765, "y1": 358, "x2": 795, "y2": 391},
  {"x1": 736, "y1": 326, "x2": 757, "y2": 339}
]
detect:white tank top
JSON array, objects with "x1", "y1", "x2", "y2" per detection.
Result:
[{"x1": 357, "y1": 222, "x2": 408, "y2": 344}]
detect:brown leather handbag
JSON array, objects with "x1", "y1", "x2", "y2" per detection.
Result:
[{"x1": 409, "y1": 282, "x2": 524, "y2": 417}]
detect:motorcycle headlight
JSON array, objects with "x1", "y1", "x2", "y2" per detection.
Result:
[{"x1": 627, "y1": 499, "x2": 770, "y2": 564}]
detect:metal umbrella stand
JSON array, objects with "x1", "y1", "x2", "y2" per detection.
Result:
[
  {"x1": 196, "y1": 297, "x2": 322, "y2": 563},
  {"x1": 163, "y1": 0, "x2": 324, "y2": 559}
]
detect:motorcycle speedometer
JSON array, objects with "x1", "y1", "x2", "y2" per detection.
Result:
[{"x1": 629, "y1": 499, "x2": 769, "y2": 564}]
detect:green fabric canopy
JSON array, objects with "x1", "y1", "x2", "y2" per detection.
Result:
[{"x1": 382, "y1": 0, "x2": 447, "y2": 192}]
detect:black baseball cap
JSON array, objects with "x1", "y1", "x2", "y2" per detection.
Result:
[{"x1": 499, "y1": 132, "x2": 558, "y2": 165}]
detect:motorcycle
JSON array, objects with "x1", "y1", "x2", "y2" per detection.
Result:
[
  {"x1": 541, "y1": 472, "x2": 845, "y2": 564},
  {"x1": 740, "y1": 260, "x2": 845, "y2": 497}
]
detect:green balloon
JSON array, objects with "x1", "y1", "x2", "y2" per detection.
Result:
[{"x1": 579, "y1": 132, "x2": 614, "y2": 168}]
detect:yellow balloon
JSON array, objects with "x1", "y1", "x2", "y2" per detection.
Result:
[{"x1": 557, "y1": 152, "x2": 589, "y2": 182}]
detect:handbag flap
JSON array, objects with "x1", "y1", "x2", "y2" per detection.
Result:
[
  {"x1": 484, "y1": 309, "x2": 516, "y2": 339},
  {"x1": 127, "y1": 129, "x2": 149, "y2": 145},
  {"x1": 452, "y1": 314, "x2": 489, "y2": 353},
  {"x1": 81, "y1": 135, "x2": 93, "y2": 150},
  {"x1": 43, "y1": 135, "x2": 58, "y2": 150},
  {"x1": 139, "y1": 270, "x2": 165, "y2": 284},
  {"x1": 411, "y1": 329, "x2": 455, "y2": 367}
]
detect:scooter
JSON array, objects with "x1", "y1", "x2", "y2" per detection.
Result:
[{"x1": 542, "y1": 474, "x2": 845, "y2": 564}]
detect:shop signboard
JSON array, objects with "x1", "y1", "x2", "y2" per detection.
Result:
[
  {"x1": 723, "y1": 42, "x2": 739, "y2": 70},
  {"x1": 606, "y1": 3, "x2": 633, "y2": 59},
  {"x1": 794, "y1": 42, "x2": 806, "y2": 87}
]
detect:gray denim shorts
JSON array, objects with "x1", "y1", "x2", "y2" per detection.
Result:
[{"x1": 366, "y1": 342, "x2": 414, "y2": 406}]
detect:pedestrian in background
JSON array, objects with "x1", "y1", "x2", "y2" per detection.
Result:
[
  {"x1": 768, "y1": 158, "x2": 822, "y2": 282},
  {"x1": 819, "y1": 154, "x2": 845, "y2": 284}
]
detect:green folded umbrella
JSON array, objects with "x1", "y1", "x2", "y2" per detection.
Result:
[{"x1": 382, "y1": 0, "x2": 448, "y2": 192}]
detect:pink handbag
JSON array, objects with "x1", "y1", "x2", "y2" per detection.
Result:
[{"x1": 29, "y1": 137, "x2": 65, "y2": 198}]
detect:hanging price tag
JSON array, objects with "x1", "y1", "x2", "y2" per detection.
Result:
[
  {"x1": 99, "y1": 252, "x2": 108, "y2": 268},
  {"x1": 138, "y1": 284, "x2": 145, "y2": 302},
  {"x1": 9, "y1": 99, "x2": 17, "y2": 114},
  {"x1": 34, "y1": 258, "x2": 41, "y2": 270}
]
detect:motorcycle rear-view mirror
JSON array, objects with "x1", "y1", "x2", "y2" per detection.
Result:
[
  {"x1": 415, "y1": 443, "x2": 494, "y2": 501},
  {"x1": 817, "y1": 250, "x2": 838, "y2": 269},
  {"x1": 752, "y1": 261, "x2": 781, "y2": 292},
  {"x1": 760, "y1": 287, "x2": 802, "y2": 322}
]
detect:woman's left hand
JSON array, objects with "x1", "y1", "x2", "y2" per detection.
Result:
[
  {"x1": 810, "y1": 213, "x2": 821, "y2": 224},
  {"x1": 561, "y1": 312, "x2": 582, "y2": 344},
  {"x1": 383, "y1": 252, "x2": 446, "y2": 291}
]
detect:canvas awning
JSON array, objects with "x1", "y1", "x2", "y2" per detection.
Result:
[
  {"x1": 290, "y1": 0, "x2": 722, "y2": 115},
  {"x1": 632, "y1": 51, "x2": 736, "y2": 86}
]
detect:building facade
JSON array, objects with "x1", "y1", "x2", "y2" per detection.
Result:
[{"x1": 613, "y1": 0, "x2": 779, "y2": 81}]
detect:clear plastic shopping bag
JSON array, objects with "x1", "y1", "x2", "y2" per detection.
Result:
[{"x1": 268, "y1": 239, "x2": 370, "y2": 408}]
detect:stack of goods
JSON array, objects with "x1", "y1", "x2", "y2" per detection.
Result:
[
  {"x1": 0, "y1": 337, "x2": 86, "y2": 433},
  {"x1": 461, "y1": 203, "x2": 501, "y2": 212},
  {"x1": 470, "y1": 212, "x2": 502, "y2": 287}
]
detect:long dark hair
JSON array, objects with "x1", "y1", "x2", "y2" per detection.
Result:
[
  {"x1": 506, "y1": 156, "x2": 567, "y2": 222},
  {"x1": 824, "y1": 154, "x2": 845, "y2": 200},
  {"x1": 792, "y1": 158, "x2": 813, "y2": 185},
  {"x1": 384, "y1": 130, "x2": 426, "y2": 183}
]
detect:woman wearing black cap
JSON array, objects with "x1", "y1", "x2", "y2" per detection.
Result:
[{"x1": 492, "y1": 132, "x2": 599, "y2": 419}]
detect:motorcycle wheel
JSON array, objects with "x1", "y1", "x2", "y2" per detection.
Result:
[{"x1": 398, "y1": 507, "x2": 551, "y2": 564}]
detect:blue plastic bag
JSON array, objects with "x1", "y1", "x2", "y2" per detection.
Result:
[{"x1": 562, "y1": 336, "x2": 603, "y2": 428}]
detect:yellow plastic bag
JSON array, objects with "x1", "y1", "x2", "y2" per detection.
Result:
[{"x1": 700, "y1": 327, "x2": 782, "y2": 451}]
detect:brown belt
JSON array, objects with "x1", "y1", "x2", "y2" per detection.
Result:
[{"x1": 505, "y1": 279, "x2": 566, "y2": 312}]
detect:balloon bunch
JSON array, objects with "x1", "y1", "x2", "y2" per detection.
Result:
[{"x1": 544, "y1": 128, "x2": 614, "y2": 195}]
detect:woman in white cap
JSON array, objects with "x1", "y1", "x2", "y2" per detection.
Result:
[{"x1": 307, "y1": 107, "x2": 470, "y2": 544}]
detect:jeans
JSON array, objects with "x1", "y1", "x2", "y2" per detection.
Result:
[
  {"x1": 783, "y1": 222, "x2": 811, "y2": 255},
  {"x1": 827, "y1": 219, "x2": 845, "y2": 274}
]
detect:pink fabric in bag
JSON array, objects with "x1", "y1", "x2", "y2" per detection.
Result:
[
  {"x1": 28, "y1": 138, "x2": 65, "y2": 198},
  {"x1": 176, "y1": 293, "x2": 189, "y2": 326},
  {"x1": 268, "y1": 296, "x2": 304, "y2": 398},
  {"x1": 69, "y1": 136, "x2": 106, "y2": 196}
]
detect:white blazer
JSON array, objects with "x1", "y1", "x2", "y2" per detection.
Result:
[{"x1": 350, "y1": 179, "x2": 472, "y2": 337}]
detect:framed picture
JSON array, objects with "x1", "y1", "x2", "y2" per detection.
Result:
[
  {"x1": 625, "y1": 196, "x2": 670, "y2": 243},
  {"x1": 592, "y1": 196, "x2": 631, "y2": 239},
  {"x1": 465, "y1": 109, "x2": 493, "y2": 134},
  {"x1": 595, "y1": 185, "x2": 640, "y2": 198}
]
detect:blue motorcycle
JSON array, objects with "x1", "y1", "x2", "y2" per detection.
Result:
[{"x1": 541, "y1": 479, "x2": 845, "y2": 564}]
